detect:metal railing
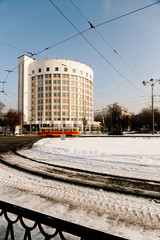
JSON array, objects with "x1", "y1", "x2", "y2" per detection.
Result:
[{"x1": 0, "y1": 200, "x2": 126, "y2": 240}]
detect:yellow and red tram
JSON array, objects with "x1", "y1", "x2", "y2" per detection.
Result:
[{"x1": 38, "y1": 127, "x2": 80, "y2": 137}]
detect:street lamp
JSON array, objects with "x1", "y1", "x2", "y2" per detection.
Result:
[{"x1": 142, "y1": 78, "x2": 160, "y2": 135}]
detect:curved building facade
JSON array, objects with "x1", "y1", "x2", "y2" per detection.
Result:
[{"x1": 18, "y1": 55, "x2": 96, "y2": 132}]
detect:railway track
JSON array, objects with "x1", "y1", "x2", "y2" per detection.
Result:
[{"x1": 0, "y1": 150, "x2": 160, "y2": 199}]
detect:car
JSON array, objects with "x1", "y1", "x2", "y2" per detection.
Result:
[{"x1": 108, "y1": 131, "x2": 123, "y2": 135}]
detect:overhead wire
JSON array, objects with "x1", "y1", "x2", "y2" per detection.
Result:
[
  {"x1": 95, "y1": 0, "x2": 160, "y2": 28},
  {"x1": 37, "y1": 0, "x2": 160, "y2": 55},
  {"x1": 49, "y1": 0, "x2": 144, "y2": 93},
  {"x1": 2, "y1": 0, "x2": 160, "y2": 76},
  {"x1": 69, "y1": 0, "x2": 149, "y2": 82},
  {"x1": 1, "y1": 0, "x2": 160, "y2": 98},
  {"x1": 0, "y1": 40, "x2": 45, "y2": 59}
]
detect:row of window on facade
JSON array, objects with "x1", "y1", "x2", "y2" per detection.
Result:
[
  {"x1": 32, "y1": 74, "x2": 92, "y2": 82},
  {"x1": 35, "y1": 99, "x2": 91, "y2": 104},
  {"x1": 36, "y1": 87, "x2": 92, "y2": 94},
  {"x1": 34, "y1": 82, "x2": 93, "y2": 92},
  {"x1": 36, "y1": 112, "x2": 92, "y2": 117},
  {"x1": 35, "y1": 93, "x2": 93, "y2": 101},
  {"x1": 36, "y1": 118, "x2": 89, "y2": 122},
  {"x1": 34, "y1": 80, "x2": 93, "y2": 88},
  {"x1": 36, "y1": 105, "x2": 92, "y2": 111},
  {"x1": 32, "y1": 68, "x2": 92, "y2": 79}
]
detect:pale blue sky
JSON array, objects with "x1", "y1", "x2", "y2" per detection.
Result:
[{"x1": 0, "y1": 0, "x2": 160, "y2": 113}]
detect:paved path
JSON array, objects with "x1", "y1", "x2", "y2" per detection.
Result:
[{"x1": 0, "y1": 135, "x2": 42, "y2": 153}]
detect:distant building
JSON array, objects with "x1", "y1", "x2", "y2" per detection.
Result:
[{"x1": 18, "y1": 55, "x2": 99, "y2": 132}]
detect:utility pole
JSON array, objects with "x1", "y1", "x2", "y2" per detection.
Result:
[{"x1": 142, "y1": 78, "x2": 160, "y2": 135}]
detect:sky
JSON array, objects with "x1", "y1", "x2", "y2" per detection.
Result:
[{"x1": 0, "y1": 0, "x2": 160, "y2": 113}]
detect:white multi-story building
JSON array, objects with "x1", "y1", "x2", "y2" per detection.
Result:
[{"x1": 18, "y1": 55, "x2": 99, "y2": 132}]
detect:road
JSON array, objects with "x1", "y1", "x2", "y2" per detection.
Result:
[{"x1": 0, "y1": 135, "x2": 42, "y2": 153}]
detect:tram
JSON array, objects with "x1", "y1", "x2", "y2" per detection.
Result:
[{"x1": 38, "y1": 127, "x2": 80, "y2": 137}]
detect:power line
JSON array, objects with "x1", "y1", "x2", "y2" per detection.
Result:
[
  {"x1": 2, "y1": 0, "x2": 159, "y2": 76},
  {"x1": 95, "y1": 1, "x2": 160, "y2": 28},
  {"x1": 37, "y1": 0, "x2": 160, "y2": 55},
  {"x1": 0, "y1": 40, "x2": 45, "y2": 61},
  {"x1": 69, "y1": 0, "x2": 149, "y2": 82},
  {"x1": 49, "y1": 0, "x2": 143, "y2": 93},
  {"x1": 1, "y1": 0, "x2": 159, "y2": 94}
]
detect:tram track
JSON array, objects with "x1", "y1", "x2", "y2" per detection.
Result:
[{"x1": 0, "y1": 149, "x2": 160, "y2": 199}]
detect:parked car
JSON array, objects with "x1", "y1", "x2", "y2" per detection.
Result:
[{"x1": 108, "y1": 131, "x2": 123, "y2": 135}]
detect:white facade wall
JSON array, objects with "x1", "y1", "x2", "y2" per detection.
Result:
[{"x1": 18, "y1": 55, "x2": 36, "y2": 123}]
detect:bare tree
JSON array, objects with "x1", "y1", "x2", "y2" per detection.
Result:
[
  {"x1": 4, "y1": 109, "x2": 21, "y2": 135},
  {"x1": 105, "y1": 103, "x2": 123, "y2": 133}
]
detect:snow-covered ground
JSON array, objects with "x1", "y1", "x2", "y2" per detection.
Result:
[
  {"x1": 28, "y1": 136, "x2": 160, "y2": 181},
  {"x1": 0, "y1": 136, "x2": 160, "y2": 240}
]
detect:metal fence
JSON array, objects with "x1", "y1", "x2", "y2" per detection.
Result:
[{"x1": 0, "y1": 200, "x2": 126, "y2": 240}]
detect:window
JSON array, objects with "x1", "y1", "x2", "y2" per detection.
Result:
[
  {"x1": 32, "y1": 70, "x2": 34, "y2": 74},
  {"x1": 55, "y1": 67, "x2": 59, "y2": 71},
  {"x1": 38, "y1": 68, "x2": 41, "y2": 73},
  {"x1": 45, "y1": 74, "x2": 51, "y2": 78},
  {"x1": 64, "y1": 67, "x2": 68, "y2": 72},
  {"x1": 38, "y1": 81, "x2": 43, "y2": 85},
  {"x1": 72, "y1": 68, "x2": 76, "y2": 73},
  {"x1": 37, "y1": 75, "x2": 43, "y2": 79},
  {"x1": 46, "y1": 67, "x2": 50, "y2": 72},
  {"x1": 71, "y1": 99, "x2": 77, "y2": 104},
  {"x1": 62, "y1": 74, "x2": 69, "y2": 79},
  {"x1": 53, "y1": 74, "x2": 60, "y2": 78},
  {"x1": 62, "y1": 80, "x2": 69, "y2": 84}
]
